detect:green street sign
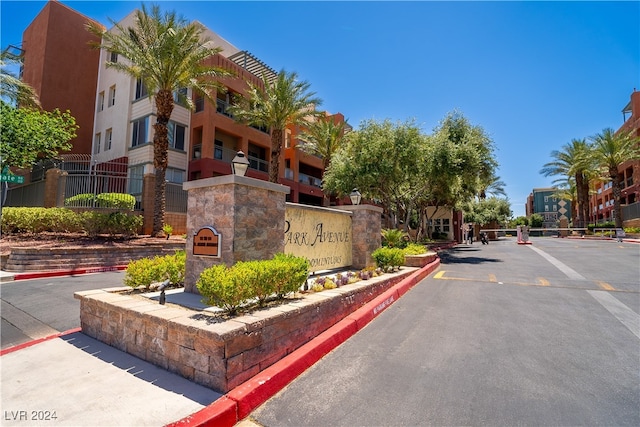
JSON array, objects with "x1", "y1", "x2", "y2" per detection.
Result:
[{"x1": 0, "y1": 174, "x2": 25, "y2": 184}]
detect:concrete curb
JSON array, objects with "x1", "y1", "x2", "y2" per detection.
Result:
[
  {"x1": 4, "y1": 265, "x2": 127, "y2": 281},
  {"x1": 166, "y1": 258, "x2": 441, "y2": 427},
  {"x1": 0, "y1": 327, "x2": 82, "y2": 356}
]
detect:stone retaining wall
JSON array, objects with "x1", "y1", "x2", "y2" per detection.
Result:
[
  {"x1": 74, "y1": 269, "x2": 416, "y2": 394},
  {"x1": 2, "y1": 244, "x2": 184, "y2": 272}
]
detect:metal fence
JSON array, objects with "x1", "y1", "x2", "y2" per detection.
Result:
[
  {"x1": 622, "y1": 202, "x2": 640, "y2": 222},
  {"x1": 4, "y1": 155, "x2": 188, "y2": 213}
]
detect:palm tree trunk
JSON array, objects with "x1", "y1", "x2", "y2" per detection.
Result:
[
  {"x1": 611, "y1": 168, "x2": 624, "y2": 229},
  {"x1": 270, "y1": 129, "x2": 284, "y2": 183},
  {"x1": 151, "y1": 89, "x2": 174, "y2": 236}
]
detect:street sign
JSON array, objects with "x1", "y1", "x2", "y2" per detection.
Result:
[{"x1": 0, "y1": 174, "x2": 24, "y2": 184}]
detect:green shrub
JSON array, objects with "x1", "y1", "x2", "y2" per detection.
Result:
[
  {"x1": 588, "y1": 221, "x2": 615, "y2": 232},
  {"x1": 196, "y1": 254, "x2": 310, "y2": 314},
  {"x1": 123, "y1": 250, "x2": 186, "y2": 290},
  {"x1": 65, "y1": 192, "x2": 135, "y2": 210},
  {"x1": 624, "y1": 227, "x2": 640, "y2": 234},
  {"x1": 197, "y1": 265, "x2": 254, "y2": 315},
  {"x1": 381, "y1": 228, "x2": 407, "y2": 248},
  {"x1": 372, "y1": 247, "x2": 405, "y2": 272},
  {"x1": 1, "y1": 207, "x2": 83, "y2": 234},
  {"x1": 403, "y1": 243, "x2": 427, "y2": 255},
  {"x1": 64, "y1": 193, "x2": 96, "y2": 208},
  {"x1": 81, "y1": 211, "x2": 142, "y2": 237},
  {"x1": 1, "y1": 207, "x2": 141, "y2": 237}
]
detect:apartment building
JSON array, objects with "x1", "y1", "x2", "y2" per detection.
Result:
[
  {"x1": 15, "y1": 1, "x2": 345, "y2": 226},
  {"x1": 19, "y1": 0, "x2": 102, "y2": 156},
  {"x1": 526, "y1": 188, "x2": 572, "y2": 227},
  {"x1": 588, "y1": 90, "x2": 640, "y2": 226}
]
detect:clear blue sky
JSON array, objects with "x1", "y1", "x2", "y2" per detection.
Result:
[{"x1": 2, "y1": 1, "x2": 638, "y2": 217}]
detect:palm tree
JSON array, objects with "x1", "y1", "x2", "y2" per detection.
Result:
[
  {"x1": 229, "y1": 70, "x2": 322, "y2": 183},
  {"x1": 478, "y1": 173, "x2": 506, "y2": 200},
  {"x1": 589, "y1": 128, "x2": 640, "y2": 228},
  {"x1": 0, "y1": 50, "x2": 40, "y2": 109},
  {"x1": 297, "y1": 117, "x2": 349, "y2": 205},
  {"x1": 87, "y1": 5, "x2": 230, "y2": 236},
  {"x1": 540, "y1": 138, "x2": 592, "y2": 228}
]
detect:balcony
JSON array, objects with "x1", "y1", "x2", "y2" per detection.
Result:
[
  {"x1": 299, "y1": 172, "x2": 322, "y2": 188},
  {"x1": 216, "y1": 99, "x2": 234, "y2": 118}
]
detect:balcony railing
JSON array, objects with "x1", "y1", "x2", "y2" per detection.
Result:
[
  {"x1": 218, "y1": 146, "x2": 269, "y2": 174},
  {"x1": 216, "y1": 99, "x2": 234, "y2": 118},
  {"x1": 299, "y1": 172, "x2": 322, "y2": 188}
]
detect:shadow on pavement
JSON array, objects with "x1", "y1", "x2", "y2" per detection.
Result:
[
  {"x1": 438, "y1": 247, "x2": 503, "y2": 265},
  {"x1": 60, "y1": 332, "x2": 222, "y2": 405}
]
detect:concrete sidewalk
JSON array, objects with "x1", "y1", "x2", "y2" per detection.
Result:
[{"x1": 1, "y1": 331, "x2": 221, "y2": 426}]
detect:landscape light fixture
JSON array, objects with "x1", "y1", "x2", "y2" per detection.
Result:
[
  {"x1": 231, "y1": 151, "x2": 250, "y2": 177},
  {"x1": 349, "y1": 188, "x2": 362, "y2": 205}
]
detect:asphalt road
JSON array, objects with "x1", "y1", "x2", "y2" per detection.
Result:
[
  {"x1": 251, "y1": 237, "x2": 640, "y2": 426},
  {"x1": 1, "y1": 271, "x2": 125, "y2": 350}
]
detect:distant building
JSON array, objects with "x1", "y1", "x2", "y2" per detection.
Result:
[{"x1": 526, "y1": 188, "x2": 571, "y2": 227}]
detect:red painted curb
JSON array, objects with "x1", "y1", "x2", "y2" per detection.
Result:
[
  {"x1": 165, "y1": 396, "x2": 237, "y2": 427},
  {"x1": 168, "y1": 259, "x2": 442, "y2": 427},
  {"x1": 228, "y1": 318, "x2": 359, "y2": 420},
  {"x1": 11, "y1": 265, "x2": 127, "y2": 281},
  {"x1": 0, "y1": 327, "x2": 82, "y2": 356}
]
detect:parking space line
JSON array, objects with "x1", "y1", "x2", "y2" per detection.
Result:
[
  {"x1": 587, "y1": 291, "x2": 640, "y2": 339},
  {"x1": 527, "y1": 245, "x2": 586, "y2": 280}
]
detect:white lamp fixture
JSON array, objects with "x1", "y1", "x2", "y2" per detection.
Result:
[
  {"x1": 349, "y1": 188, "x2": 362, "y2": 205},
  {"x1": 231, "y1": 151, "x2": 250, "y2": 177}
]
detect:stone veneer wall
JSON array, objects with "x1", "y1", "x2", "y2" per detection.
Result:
[
  {"x1": 183, "y1": 175, "x2": 289, "y2": 293},
  {"x1": 338, "y1": 204, "x2": 383, "y2": 269},
  {"x1": 75, "y1": 270, "x2": 414, "y2": 394}
]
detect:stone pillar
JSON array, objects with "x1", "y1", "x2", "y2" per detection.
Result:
[
  {"x1": 559, "y1": 217, "x2": 569, "y2": 237},
  {"x1": 337, "y1": 204, "x2": 383, "y2": 270},
  {"x1": 44, "y1": 168, "x2": 67, "y2": 208},
  {"x1": 183, "y1": 175, "x2": 290, "y2": 293}
]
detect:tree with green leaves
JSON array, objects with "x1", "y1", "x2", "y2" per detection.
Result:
[
  {"x1": 323, "y1": 118, "x2": 424, "y2": 228},
  {"x1": 296, "y1": 117, "x2": 349, "y2": 205},
  {"x1": 540, "y1": 138, "x2": 592, "y2": 227},
  {"x1": 229, "y1": 70, "x2": 323, "y2": 183},
  {"x1": 461, "y1": 197, "x2": 512, "y2": 226},
  {"x1": 589, "y1": 128, "x2": 640, "y2": 228},
  {"x1": 87, "y1": 4, "x2": 230, "y2": 236},
  {"x1": 0, "y1": 50, "x2": 40, "y2": 109},
  {"x1": 0, "y1": 100, "x2": 77, "y2": 171}
]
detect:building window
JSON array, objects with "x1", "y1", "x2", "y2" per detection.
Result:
[
  {"x1": 173, "y1": 87, "x2": 188, "y2": 106},
  {"x1": 94, "y1": 133, "x2": 101, "y2": 154},
  {"x1": 166, "y1": 168, "x2": 184, "y2": 184},
  {"x1": 544, "y1": 196, "x2": 548, "y2": 202},
  {"x1": 545, "y1": 205, "x2": 549, "y2": 212},
  {"x1": 105, "y1": 128, "x2": 112, "y2": 151},
  {"x1": 168, "y1": 121, "x2": 186, "y2": 151},
  {"x1": 135, "y1": 78, "x2": 148, "y2": 100},
  {"x1": 109, "y1": 51, "x2": 118, "y2": 63},
  {"x1": 108, "y1": 85, "x2": 116, "y2": 107},
  {"x1": 128, "y1": 165, "x2": 144, "y2": 195},
  {"x1": 443, "y1": 218, "x2": 450, "y2": 232},
  {"x1": 214, "y1": 140, "x2": 223, "y2": 160},
  {"x1": 194, "y1": 92, "x2": 204, "y2": 112},
  {"x1": 553, "y1": 205, "x2": 557, "y2": 211},
  {"x1": 97, "y1": 91, "x2": 104, "y2": 112},
  {"x1": 131, "y1": 117, "x2": 148, "y2": 147}
]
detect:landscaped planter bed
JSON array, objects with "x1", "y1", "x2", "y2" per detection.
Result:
[{"x1": 75, "y1": 268, "x2": 419, "y2": 394}]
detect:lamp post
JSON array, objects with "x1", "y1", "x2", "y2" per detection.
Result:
[
  {"x1": 349, "y1": 188, "x2": 362, "y2": 205},
  {"x1": 231, "y1": 151, "x2": 250, "y2": 177}
]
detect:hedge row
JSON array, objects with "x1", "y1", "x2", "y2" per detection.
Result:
[
  {"x1": 1, "y1": 207, "x2": 142, "y2": 237},
  {"x1": 197, "y1": 254, "x2": 309, "y2": 315},
  {"x1": 65, "y1": 193, "x2": 136, "y2": 210}
]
